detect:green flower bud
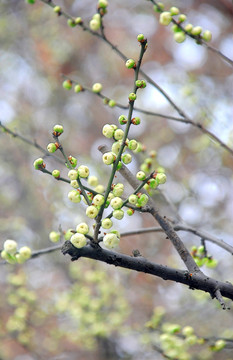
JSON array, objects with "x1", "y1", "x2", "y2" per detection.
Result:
[
  {"x1": 1, "y1": 250, "x2": 17, "y2": 264},
  {"x1": 114, "y1": 129, "x2": 124, "y2": 140},
  {"x1": 53, "y1": 124, "x2": 64, "y2": 134},
  {"x1": 127, "y1": 208, "x2": 134, "y2": 216},
  {"x1": 4, "y1": 240, "x2": 17, "y2": 255},
  {"x1": 47, "y1": 143, "x2": 57, "y2": 153},
  {"x1": 191, "y1": 26, "x2": 202, "y2": 36},
  {"x1": 68, "y1": 190, "x2": 81, "y2": 203},
  {"x1": 33, "y1": 158, "x2": 44, "y2": 170},
  {"x1": 102, "y1": 124, "x2": 115, "y2": 138},
  {"x1": 197, "y1": 245, "x2": 205, "y2": 255},
  {"x1": 128, "y1": 93, "x2": 137, "y2": 101},
  {"x1": 118, "y1": 115, "x2": 127, "y2": 125},
  {"x1": 110, "y1": 197, "x2": 123, "y2": 210},
  {"x1": 70, "y1": 233, "x2": 87, "y2": 248},
  {"x1": 184, "y1": 23, "x2": 193, "y2": 33},
  {"x1": 108, "y1": 99, "x2": 116, "y2": 107},
  {"x1": 103, "y1": 233, "x2": 120, "y2": 249},
  {"x1": 76, "y1": 222, "x2": 89, "y2": 235},
  {"x1": 128, "y1": 194, "x2": 138, "y2": 205},
  {"x1": 19, "y1": 246, "x2": 32, "y2": 260},
  {"x1": 102, "y1": 152, "x2": 116, "y2": 165},
  {"x1": 202, "y1": 30, "x2": 212, "y2": 42},
  {"x1": 112, "y1": 183, "x2": 124, "y2": 197},
  {"x1": 137, "y1": 194, "x2": 149, "y2": 207},
  {"x1": 113, "y1": 209, "x2": 124, "y2": 220},
  {"x1": 159, "y1": 12, "x2": 172, "y2": 26},
  {"x1": 148, "y1": 178, "x2": 157, "y2": 189},
  {"x1": 78, "y1": 165, "x2": 89, "y2": 178},
  {"x1": 101, "y1": 218, "x2": 113, "y2": 229},
  {"x1": 70, "y1": 180, "x2": 79, "y2": 188},
  {"x1": 98, "y1": 0, "x2": 108, "y2": 9},
  {"x1": 64, "y1": 229, "x2": 74, "y2": 241},
  {"x1": 89, "y1": 19, "x2": 101, "y2": 31},
  {"x1": 128, "y1": 139, "x2": 138, "y2": 151},
  {"x1": 125, "y1": 59, "x2": 136, "y2": 69},
  {"x1": 112, "y1": 141, "x2": 121, "y2": 155},
  {"x1": 86, "y1": 205, "x2": 99, "y2": 218},
  {"x1": 121, "y1": 153, "x2": 132, "y2": 164},
  {"x1": 67, "y1": 19, "x2": 76, "y2": 27},
  {"x1": 140, "y1": 163, "x2": 149, "y2": 173},
  {"x1": 88, "y1": 176, "x2": 98, "y2": 187},
  {"x1": 62, "y1": 79, "x2": 72, "y2": 90},
  {"x1": 136, "y1": 171, "x2": 146, "y2": 181},
  {"x1": 92, "y1": 194, "x2": 105, "y2": 206},
  {"x1": 170, "y1": 7, "x2": 179, "y2": 15},
  {"x1": 174, "y1": 32, "x2": 186, "y2": 43},
  {"x1": 213, "y1": 339, "x2": 226, "y2": 351},
  {"x1": 75, "y1": 17, "x2": 82, "y2": 24},
  {"x1": 68, "y1": 156, "x2": 78, "y2": 168},
  {"x1": 134, "y1": 142, "x2": 143, "y2": 153},
  {"x1": 68, "y1": 170, "x2": 78, "y2": 180},
  {"x1": 49, "y1": 231, "x2": 60, "y2": 243},
  {"x1": 131, "y1": 117, "x2": 140, "y2": 125},
  {"x1": 92, "y1": 83, "x2": 103, "y2": 93},
  {"x1": 74, "y1": 84, "x2": 82, "y2": 93},
  {"x1": 52, "y1": 170, "x2": 60, "y2": 179},
  {"x1": 137, "y1": 33, "x2": 145, "y2": 42},
  {"x1": 178, "y1": 14, "x2": 186, "y2": 22},
  {"x1": 135, "y1": 79, "x2": 146, "y2": 88},
  {"x1": 93, "y1": 13, "x2": 101, "y2": 21},
  {"x1": 156, "y1": 173, "x2": 167, "y2": 184},
  {"x1": 53, "y1": 6, "x2": 61, "y2": 14},
  {"x1": 182, "y1": 326, "x2": 194, "y2": 337}
]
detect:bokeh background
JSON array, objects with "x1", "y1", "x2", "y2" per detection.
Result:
[{"x1": 1, "y1": 0, "x2": 233, "y2": 359}]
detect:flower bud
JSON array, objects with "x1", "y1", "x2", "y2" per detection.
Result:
[
  {"x1": 53, "y1": 124, "x2": 64, "y2": 134},
  {"x1": 103, "y1": 233, "x2": 120, "y2": 249},
  {"x1": 70, "y1": 233, "x2": 87, "y2": 248},
  {"x1": 110, "y1": 197, "x2": 123, "y2": 210},
  {"x1": 114, "y1": 129, "x2": 124, "y2": 140},
  {"x1": 174, "y1": 32, "x2": 186, "y2": 43},
  {"x1": 102, "y1": 124, "x2": 115, "y2": 138},
  {"x1": 67, "y1": 19, "x2": 76, "y2": 27},
  {"x1": 137, "y1": 194, "x2": 149, "y2": 207},
  {"x1": 86, "y1": 205, "x2": 98, "y2": 218},
  {"x1": 170, "y1": 7, "x2": 179, "y2": 15},
  {"x1": 49, "y1": 231, "x2": 60, "y2": 243},
  {"x1": 78, "y1": 165, "x2": 89, "y2": 178},
  {"x1": 74, "y1": 84, "x2": 82, "y2": 93},
  {"x1": 101, "y1": 218, "x2": 113, "y2": 229},
  {"x1": 88, "y1": 176, "x2": 98, "y2": 187},
  {"x1": 68, "y1": 156, "x2": 78, "y2": 168},
  {"x1": 128, "y1": 194, "x2": 138, "y2": 205},
  {"x1": 68, "y1": 170, "x2": 78, "y2": 180},
  {"x1": 89, "y1": 19, "x2": 101, "y2": 31},
  {"x1": 118, "y1": 115, "x2": 127, "y2": 125},
  {"x1": 125, "y1": 59, "x2": 136, "y2": 69},
  {"x1": 136, "y1": 171, "x2": 146, "y2": 181},
  {"x1": 159, "y1": 12, "x2": 172, "y2": 26},
  {"x1": 128, "y1": 93, "x2": 137, "y2": 101},
  {"x1": 92, "y1": 83, "x2": 103, "y2": 93},
  {"x1": 112, "y1": 183, "x2": 124, "y2": 197},
  {"x1": 92, "y1": 194, "x2": 105, "y2": 206},
  {"x1": 108, "y1": 99, "x2": 116, "y2": 107},
  {"x1": 52, "y1": 170, "x2": 60, "y2": 179},
  {"x1": 62, "y1": 80, "x2": 72, "y2": 90},
  {"x1": 131, "y1": 117, "x2": 140, "y2": 125},
  {"x1": 4, "y1": 240, "x2": 17, "y2": 255},
  {"x1": 127, "y1": 208, "x2": 134, "y2": 216},
  {"x1": 202, "y1": 30, "x2": 212, "y2": 42},
  {"x1": 19, "y1": 246, "x2": 32, "y2": 260},
  {"x1": 191, "y1": 26, "x2": 202, "y2": 36},
  {"x1": 156, "y1": 173, "x2": 167, "y2": 184},
  {"x1": 121, "y1": 153, "x2": 132, "y2": 164},
  {"x1": 68, "y1": 190, "x2": 81, "y2": 203},
  {"x1": 33, "y1": 158, "x2": 44, "y2": 170},
  {"x1": 47, "y1": 143, "x2": 57, "y2": 153},
  {"x1": 76, "y1": 222, "x2": 89, "y2": 235},
  {"x1": 102, "y1": 152, "x2": 116, "y2": 165},
  {"x1": 113, "y1": 209, "x2": 124, "y2": 220}
]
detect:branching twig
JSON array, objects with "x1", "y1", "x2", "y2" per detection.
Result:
[{"x1": 61, "y1": 241, "x2": 233, "y2": 301}]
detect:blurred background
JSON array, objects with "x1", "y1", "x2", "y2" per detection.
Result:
[{"x1": 0, "y1": 0, "x2": 233, "y2": 359}]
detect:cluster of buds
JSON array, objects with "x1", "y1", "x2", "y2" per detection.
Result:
[
  {"x1": 156, "y1": 6, "x2": 212, "y2": 44},
  {"x1": 191, "y1": 245, "x2": 218, "y2": 268},
  {"x1": 1, "y1": 240, "x2": 32, "y2": 264}
]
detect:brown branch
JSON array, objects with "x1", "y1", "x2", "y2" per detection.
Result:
[{"x1": 61, "y1": 241, "x2": 233, "y2": 301}]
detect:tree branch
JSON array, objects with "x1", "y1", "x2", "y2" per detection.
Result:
[{"x1": 61, "y1": 241, "x2": 233, "y2": 302}]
